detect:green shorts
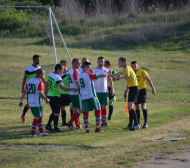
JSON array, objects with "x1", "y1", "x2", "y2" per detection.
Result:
[
  {"x1": 96, "y1": 92, "x2": 109, "y2": 105},
  {"x1": 69, "y1": 95, "x2": 82, "y2": 109},
  {"x1": 30, "y1": 106, "x2": 43, "y2": 117},
  {"x1": 82, "y1": 97, "x2": 100, "y2": 111}
]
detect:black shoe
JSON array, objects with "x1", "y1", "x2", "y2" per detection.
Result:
[
  {"x1": 45, "y1": 125, "x2": 54, "y2": 131},
  {"x1": 124, "y1": 125, "x2": 133, "y2": 130},
  {"x1": 143, "y1": 123, "x2": 148, "y2": 128},
  {"x1": 54, "y1": 128, "x2": 61, "y2": 133},
  {"x1": 62, "y1": 122, "x2": 67, "y2": 126},
  {"x1": 108, "y1": 116, "x2": 111, "y2": 120},
  {"x1": 66, "y1": 122, "x2": 74, "y2": 130},
  {"x1": 101, "y1": 123, "x2": 108, "y2": 127}
]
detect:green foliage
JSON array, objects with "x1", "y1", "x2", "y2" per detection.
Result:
[
  {"x1": 0, "y1": 8, "x2": 29, "y2": 32},
  {"x1": 59, "y1": 25, "x2": 87, "y2": 36}
]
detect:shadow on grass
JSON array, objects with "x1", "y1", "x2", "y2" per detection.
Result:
[{"x1": 28, "y1": 22, "x2": 190, "y2": 51}]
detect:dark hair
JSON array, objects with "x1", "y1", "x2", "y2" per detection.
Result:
[
  {"x1": 35, "y1": 68, "x2": 44, "y2": 76},
  {"x1": 60, "y1": 60, "x2": 67, "y2": 65},
  {"x1": 82, "y1": 57, "x2": 88, "y2": 62},
  {"x1": 82, "y1": 62, "x2": 91, "y2": 69},
  {"x1": 98, "y1": 56, "x2": 104, "y2": 60},
  {"x1": 72, "y1": 58, "x2": 79, "y2": 64},
  {"x1": 131, "y1": 61, "x2": 137, "y2": 64},
  {"x1": 119, "y1": 57, "x2": 126, "y2": 63},
  {"x1": 33, "y1": 54, "x2": 41, "y2": 60},
  {"x1": 105, "y1": 61, "x2": 110, "y2": 67},
  {"x1": 55, "y1": 64, "x2": 63, "y2": 71}
]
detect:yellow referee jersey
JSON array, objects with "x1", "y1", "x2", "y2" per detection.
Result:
[
  {"x1": 135, "y1": 69, "x2": 148, "y2": 90},
  {"x1": 121, "y1": 65, "x2": 138, "y2": 87}
]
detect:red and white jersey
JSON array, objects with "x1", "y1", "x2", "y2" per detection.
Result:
[
  {"x1": 25, "y1": 78, "x2": 44, "y2": 107},
  {"x1": 92, "y1": 67, "x2": 109, "y2": 93},
  {"x1": 66, "y1": 68, "x2": 79, "y2": 95},
  {"x1": 77, "y1": 72, "x2": 98, "y2": 100}
]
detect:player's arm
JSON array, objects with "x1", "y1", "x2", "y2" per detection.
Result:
[
  {"x1": 59, "y1": 83, "x2": 78, "y2": 92},
  {"x1": 117, "y1": 73, "x2": 129, "y2": 80},
  {"x1": 19, "y1": 89, "x2": 28, "y2": 107},
  {"x1": 110, "y1": 72, "x2": 121, "y2": 77},
  {"x1": 38, "y1": 92, "x2": 50, "y2": 104},
  {"x1": 145, "y1": 76, "x2": 156, "y2": 95},
  {"x1": 108, "y1": 77, "x2": 114, "y2": 96},
  {"x1": 124, "y1": 84, "x2": 129, "y2": 98},
  {"x1": 21, "y1": 75, "x2": 28, "y2": 93},
  {"x1": 45, "y1": 81, "x2": 48, "y2": 96}
]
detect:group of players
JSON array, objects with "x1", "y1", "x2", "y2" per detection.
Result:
[{"x1": 19, "y1": 55, "x2": 156, "y2": 137}]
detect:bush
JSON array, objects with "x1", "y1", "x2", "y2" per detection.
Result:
[{"x1": 0, "y1": 8, "x2": 30, "y2": 32}]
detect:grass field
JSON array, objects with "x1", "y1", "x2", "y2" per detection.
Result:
[
  {"x1": 0, "y1": 40, "x2": 190, "y2": 167},
  {"x1": 0, "y1": 9, "x2": 190, "y2": 168}
]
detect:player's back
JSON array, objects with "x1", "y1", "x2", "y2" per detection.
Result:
[
  {"x1": 26, "y1": 78, "x2": 43, "y2": 107},
  {"x1": 66, "y1": 68, "x2": 79, "y2": 95},
  {"x1": 77, "y1": 72, "x2": 97, "y2": 100}
]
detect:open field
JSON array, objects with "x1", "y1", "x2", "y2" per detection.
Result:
[{"x1": 0, "y1": 36, "x2": 190, "y2": 167}]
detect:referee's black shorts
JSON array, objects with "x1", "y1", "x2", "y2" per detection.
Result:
[
  {"x1": 47, "y1": 96, "x2": 60, "y2": 114},
  {"x1": 128, "y1": 86, "x2": 139, "y2": 103},
  {"x1": 135, "y1": 88, "x2": 147, "y2": 105},
  {"x1": 60, "y1": 94, "x2": 72, "y2": 106}
]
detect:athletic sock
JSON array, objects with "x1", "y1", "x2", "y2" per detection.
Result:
[
  {"x1": 38, "y1": 117, "x2": 43, "y2": 133},
  {"x1": 95, "y1": 110, "x2": 101, "y2": 130},
  {"x1": 70, "y1": 109, "x2": 73, "y2": 117},
  {"x1": 22, "y1": 105, "x2": 29, "y2": 116},
  {"x1": 54, "y1": 115, "x2": 59, "y2": 129},
  {"x1": 61, "y1": 110, "x2": 66, "y2": 123},
  {"x1": 143, "y1": 109, "x2": 148, "y2": 123},
  {"x1": 83, "y1": 111, "x2": 89, "y2": 131},
  {"x1": 47, "y1": 113, "x2": 54, "y2": 126},
  {"x1": 108, "y1": 105, "x2": 113, "y2": 118},
  {"x1": 31, "y1": 118, "x2": 39, "y2": 135},
  {"x1": 136, "y1": 110, "x2": 140, "y2": 125},
  {"x1": 128, "y1": 111, "x2": 132, "y2": 127},
  {"x1": 69, "y1": 111, "x2": 81, "y2": 125},
  {"x1": 101, "y1": 109, "x2": 107, "y2": 123},
  {"x1": 75, "y1": 117, "x2": 80, "y2": 128},
  {"x1": 130, "y1": 109, "x2": 138, "y2": 126}
]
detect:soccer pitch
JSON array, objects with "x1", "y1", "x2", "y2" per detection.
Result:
[{"x1": 0, "y1": 43, "x2": 190, "y2": 167}]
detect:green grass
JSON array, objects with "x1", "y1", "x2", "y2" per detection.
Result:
[
  {"x1": 0, "y1": 40, "x2": 190, "y2": 167},
  {"x1": 1, "y1": 8, "x2": 190, "y2": 167}
]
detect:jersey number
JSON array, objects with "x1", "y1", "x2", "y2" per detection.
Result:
[
  {"x1": 67, "y1": 74, "x2": 73, "y2": 84},
  {"x1": 47, "y1": 79, "x2": 53, "y2": 90},
  {"x1": 28, "y1": 84, "x2": 36, "y2": 94},
  {"x1": 79, "y1": 78, "x2": 85, "y2": 88}
]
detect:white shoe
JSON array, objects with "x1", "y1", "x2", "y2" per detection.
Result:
[
  {"x1": 76, "y1": 124, "x2": 83, "y2": 129},
  {"x1": 143, "y1": 123, "x2": 148, "y2": 128},
  {"x1": 138, "y1": 124, "x2": 141, "y2": 129},
  {"x1": 133, "y1": 125, "x2": 140, "y2": 130},
  {"x1": 39, "y1": 132, "x2": 49, "y2": 136},
  {"x1": 30, "y1": 134, "x2": 37, "y2": 137}
]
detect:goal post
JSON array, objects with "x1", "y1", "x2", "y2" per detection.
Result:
[{"x1": 0, "y1": 5, "x2": 72, "y2": 65}]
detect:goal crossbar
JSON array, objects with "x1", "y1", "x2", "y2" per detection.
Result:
[{"x1": 0, "y1": 5, "x2": 72, "y2": 64}]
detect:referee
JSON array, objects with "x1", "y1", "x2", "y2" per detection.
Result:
[
  {"x1": 131, "y1": 61, "x2": 156, "y2": 128},
  {"x1": 111, "y1": 57, "x2": 139, "y2": 130}
]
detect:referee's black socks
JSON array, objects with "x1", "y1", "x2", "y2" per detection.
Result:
[
  {"x1": 143, "y1": 109, "x2": 147, "y2": 123},
  {"x1": 22, "y1": 105, "x2": 29, "y2": 116},
  {"x1": 70, "y1": 109, "x2": 73, "y2": 117},
  {"x1": 136, "y1": 110, "x2": 140, "y2": 125},
  {"x1": 129, "y1": 109, "x2": 138, "y2": 126}
]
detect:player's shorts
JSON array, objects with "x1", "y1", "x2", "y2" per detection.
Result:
[
  {"x1": 47, "y1": 96, "x2": 60, "y2": 114},
  {"x1": 128, "y1": 86, "x2": 139, "y2": 103},
  {"x1": 135, "y1": 88, "x2": 147, "y2": 104},
  {"x1": 60, "y1": 94, "x2": 72, "y2": 107},
  {"x1": 69, "y1": 94, "x2": 82, "y2": 109},
  {"x1": 96, "y1": 92, "x2": 109, "y2": 105},
  {"x1": 82, "y1": 97, "x2": 100, "y2": 111},
  {"x1": 30, "y1": 106, "x2": 43, "y2": 117},
  {"x1": 108, "y1": 87, "x2": 116, "y2": 102}
]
